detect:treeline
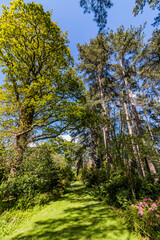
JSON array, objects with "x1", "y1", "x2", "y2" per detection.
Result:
[
  {"x1": 74, "y1": 25, "x2": 160, "y2": 197},
  {"x1": 74, "y1": 26, "x2": 160, "y2": 238}
]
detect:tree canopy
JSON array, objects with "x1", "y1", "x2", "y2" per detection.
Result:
[
  {"x1": 0, "y1": 0, "x2": 84, "y2": 172},
  {"x1": 80, "y1": 0, "x2": 113, "y2": 32},
  {"x1": 133, "y1": 0, "x2": 160, "y2": 26},
  {"x1": 80, "y1": 0, "x2": 160, "y2": 30}
]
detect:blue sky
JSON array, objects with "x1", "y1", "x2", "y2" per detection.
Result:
[{"x1": 0, "y1": 0, "x2": 158, "y2": 84}]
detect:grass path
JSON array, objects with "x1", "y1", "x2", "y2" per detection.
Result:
[{"x1": 3, "y1": 182, "x2": 136, "y2": 240}]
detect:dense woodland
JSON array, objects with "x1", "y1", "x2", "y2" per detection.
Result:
[{"x1": 0, "y1": 0, "x2": 159, "y2": 239}]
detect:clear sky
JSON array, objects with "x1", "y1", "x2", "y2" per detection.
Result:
[{"x1": 0, "y1": 0, "x2": 158, "y2": 84}]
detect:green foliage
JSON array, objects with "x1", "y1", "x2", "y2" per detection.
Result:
[
  {"x1": 0, "y1": 144, "x2": 73, "y2": 210},
  {"x1": 16, "y1": 192, "x2": 59, "y2": 210},
  {"x1": 133, "y1": 0, "x2": 159, "y2": 15},
  {"x1": 125, "y1": 199, "x2": 160, "y2": 239},
  {"x1": 82, "y1": 168, "x2": 160, "y2": 209},
  {"x1": 82, "y1": 167, "x2": 109, "y2": 186},
  {"x1": 96, "y1": 171, "x2": 133, "y2": 208},
  {"x1": 80, "y1": 0, "x2": 113, "y2": 32},
  {"x1": 49, "y1": 137, "x2": 79, "y2": 167},
  {"x1": 136, "y1": 178, "x2": 160, "y2": 199},
  {"x1": 0, "y1": 0, "x2": 84, "y2": 162},
  {"x1": 0, "y1": 144, "x2": 9, "y2": 184},
  {"x1": 133, "y1": 0, "x2": 160, "y2": 26}
]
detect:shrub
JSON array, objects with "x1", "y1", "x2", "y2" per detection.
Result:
[
  {"x1": 82, "y1": 168, "x2": 108, "y2": 187},
  {"x1": 95, "y1": 171, "x2": 132, "y2": 208},
  {"x1": 82, "y1": 168, "x2": 160, "y2": 208},
  {"x1": 0, "y1": 145, "x2": 73, "y2": 210},
  {"x1": 125, "y1": 198, "x2": 160, "y2": 239},
  {"x1": 137, "y1": 179, "x2": 160, "y2": 200}
]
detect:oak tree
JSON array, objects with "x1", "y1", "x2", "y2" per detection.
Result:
[{"x1": 0, "y1": 0, "x2": 84, "y2": 173}]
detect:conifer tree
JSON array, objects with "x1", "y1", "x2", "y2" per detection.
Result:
[
  {"x1": 80, "y1": 0, "x2": 113, "y2": 31},
  {"x1": 133, "y1": 0, "x2": 160, "y2": 26},
  {"x1": 77, "y1": 34, "x2": 114, "y2": 172},
  {"x1": 109, "y1": 25, "x2": 158, "y2": 177}
]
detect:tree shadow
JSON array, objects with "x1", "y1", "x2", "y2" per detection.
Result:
[
  {"x1": 61, "y1": 183, "x2": 96, "y2": 203},
  {"x1": 10, "y1": 183, "x2": 134, "y2": 240}
]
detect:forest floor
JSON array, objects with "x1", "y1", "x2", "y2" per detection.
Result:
[{"x1": 2, "y1": 182, "x2": 137, "y2": 240}]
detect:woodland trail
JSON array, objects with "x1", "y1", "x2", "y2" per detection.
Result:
[{"x1": 4, "y1": 182, "x2": 136, "y2": 240}]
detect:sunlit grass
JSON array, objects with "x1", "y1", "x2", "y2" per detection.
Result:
[{"x1": 2, "y1": 182, "x2": 137, "y2": 240}]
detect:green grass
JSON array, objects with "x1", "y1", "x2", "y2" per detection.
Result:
[{"x1": 1, "y1": 182, "x2": 137, "y2": 240}]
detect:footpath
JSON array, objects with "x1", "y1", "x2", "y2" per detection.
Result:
[{"x1": 4, "y1": 182, "x2": 136, "y2": 240}]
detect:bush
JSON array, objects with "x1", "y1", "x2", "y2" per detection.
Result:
[
  {"x1": 82, "y1": 169, "x2": 132, "y2": 207},
  {"x1": 0, "y1": 145, "x2": 73, "y2": 210},
  {"x1": 16, "y1": 192, "x2": 57, "y2": 209},
  {"x1": 82, "y1": 168, "x2": 160, "y2": 208},
  {"x1": 136, "y1": 179, "x2": 160, "y2": 200},
  {"x1": 125, "y1": 198, "x2": 160, "y2": 239},
  {"x1": 0, "y1": 144, "x2": 9, "y2": 184},
  {"x1": 96, "y1": 171, "x2": 132, "y2": 208},
  {"x1": 82, "y1": 168, "x2": 108, "y2": 187}
]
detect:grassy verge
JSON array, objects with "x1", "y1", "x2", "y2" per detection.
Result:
[{"x1": 1, "y1": 182, "x2": 137, "y2": 240}]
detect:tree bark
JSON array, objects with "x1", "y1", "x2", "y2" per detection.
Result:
[
  {"x1": 97, "y1": 72, "x2": 112, "y2": 172},
  {"x1": 120, "y1": 59, "x2": 157, "y2": 177},
  {"x1": 10, "y1": 107, "x2": 34, "y2": 175},
  {"x1": 123, "y1": 101, "x2": 145, "y2": 177},
  {"x1": 10, "y1": 133, "x2": 28, "y2": 175},
  {"x1": 89, "y1": 128, "x2": 97, "y2": 167}
]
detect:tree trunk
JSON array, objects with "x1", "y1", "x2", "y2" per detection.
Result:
[
  {"x1": 89, "y1": 128, "x2": 97, "y2": 167},
  {"x1": 10, "y1": 133, "x2": 28, "y2": 176},
  {"x1": 120, "y1": 59, "x2": 157, "y2": 177},
  {"x1": 97, "y1": 72, "x2": 112, "y2": 172},
  {"x1": 142, "y1": 138, "x2": 157, "y2": 175},
  {"x1": 123, "y1": 101, "x2": 145, "y2": 177}
]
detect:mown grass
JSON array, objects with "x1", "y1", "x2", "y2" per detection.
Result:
[{"x1": 1, "y1": 182, "x2": 137, "y2": 240}]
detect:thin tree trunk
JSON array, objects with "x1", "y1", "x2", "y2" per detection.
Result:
[
  {"x1": 130, "y1": 113, "x2": 145, "y2": 172},
  {"x1": 120, "y1": 59, "x2": 144, "y2": 136},
  {"x1": 89, "y1": 128, "x2": 97, "y2": 167},
  {"x1": 120, "y1": 59, "x2": 157, "y2": 177},
  {"x1": 124, "y1": 102, "x2": 145, "y2": 177},
  {"x1": 97, "y1": 72, "x2": 112, "y2": 171},
  {"x1": 119, "y1": 106, "x2": 125, "y2": 133}
]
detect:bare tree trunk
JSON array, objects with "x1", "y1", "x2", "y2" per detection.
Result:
[
  {"x1": 119, "y1": 106, "x2": 125, "y2": 133},
  {"x1": 120, "y1": 59, "x2": 157, "y2": 177},
  {"x1": 124, "y1": 102, "x2": 145, "y2": 177},
  {"x1": 120, "y1": 59, "x2": 144, "y2": 136},
  {"x1": 89, "y1": 128, "x2": 97, "y2": 167},
  {"x1": 97, "y1": 72, "x2": 112, "y2": 171}
]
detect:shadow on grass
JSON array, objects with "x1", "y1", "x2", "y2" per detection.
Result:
[
  {"x1": 10, "y1": 183, "x2": 134, "y2": 240},
  {"x1": 62, "y1": 183, "x2": 96, "y2": 203}
]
